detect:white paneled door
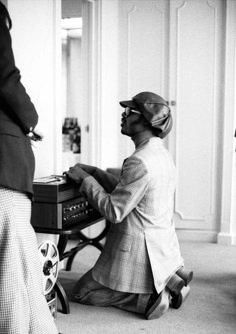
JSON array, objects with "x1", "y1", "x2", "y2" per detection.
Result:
[
  {"x1": 169, "y1": 0, "x2": 224, "y2": 240},
  {"x1": 119, "y1": 0, "x2": 225, "y2": 241}
]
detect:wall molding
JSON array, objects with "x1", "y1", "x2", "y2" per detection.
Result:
[
  {"x1": 176, "y1": 229, "x2": 217, "y2": 243},
  {"x1": 219, "y1": 0, "x2": 236, "y2": 244},
  {"x1": 217, "y1": 232, "x2": 236, "y2": 246}
]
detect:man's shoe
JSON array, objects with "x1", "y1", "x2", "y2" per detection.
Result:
[
  {"x1": 170, "y1": 285, "x2": 191, "y2": 309},
  {"x1": 176, "y1": 267, "x2": 193, "y2": 286},
  {"x1": 166, "y1": 274, "x2": 185, "y2": 295},
  {"x1": 145, "y1": 288, "x2": 170, "y2": 320}
]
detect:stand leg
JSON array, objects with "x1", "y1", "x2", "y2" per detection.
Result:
[
  {"x1": 54, "y1": 280, "x2": 70, "y2": 314},
  {"x1": 65, "y1": 240, "x2": 89, "y2": 271},
  {"x1": 65, "y1": 221, "x2": 111, "y2": 269},
  {"x1": 57, "y1": 235, "x2": 69, "y2": 258}
]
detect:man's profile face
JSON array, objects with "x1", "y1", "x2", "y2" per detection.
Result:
[{"x1": 120, "y1": 107, "x2": 146, "y2": 137}]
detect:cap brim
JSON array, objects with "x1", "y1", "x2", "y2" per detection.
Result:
[{"x1": 119, "y1": 100, "x2": 138, "y2": 110}]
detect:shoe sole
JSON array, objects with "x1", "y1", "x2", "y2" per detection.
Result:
[
  {"x1": 176, "y1": 268, "x2": 193, "y2": 286},
  {"x1": 171, "y1": 285, "x2": 191, "y2": 309},
  {"x1": 146, "y1": 288, "x2": 170, "y2": 320}
]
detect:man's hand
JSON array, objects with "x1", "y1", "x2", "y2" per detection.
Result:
[
  {"x1": 76, "y1": 163, "x2": 97, "y2": 175},
  {"x1": 66, "y1": 165, "x2": 90, "y2": 184}
]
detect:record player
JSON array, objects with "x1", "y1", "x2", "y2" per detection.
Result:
[{"x1": 31, "y1": 175, "x2": 102, "y2": 230}]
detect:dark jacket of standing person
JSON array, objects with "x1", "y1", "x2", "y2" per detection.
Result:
[{"x1": 0, "y1": 5, "x2": 38, "y2": 196}]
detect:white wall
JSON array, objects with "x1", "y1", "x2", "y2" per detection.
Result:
[
  {"x1": 98, "y1": 0, "x2": 121, "y2": 169},
  {"x1": 8, "y1": 0, "x2": 62, "y2": 178}
]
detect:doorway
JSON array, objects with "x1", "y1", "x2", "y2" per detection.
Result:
[{"x1": 61, "y1": 0, "x2": 91, "y2": 171}]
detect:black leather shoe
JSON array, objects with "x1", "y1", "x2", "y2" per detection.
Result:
[
  {"x1": 170, "y1": 285, "x2": 190, "y2": 309},
  {"x1": 176, "y1": 267, "x2": 193, "y2": 286},
  {"x1": 167, "y1": 274, "x2": 185, "y2": 295},
  {"x1": 145, "y1": 288, "x2": 170, "y2": 320}
]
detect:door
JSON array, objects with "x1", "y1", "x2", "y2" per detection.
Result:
[
  {"x1": 61, "y1": 0, "x2": 92, "y2": 171},
  {"x1": 119, "y1": 0, "x2": 225, "y2": 241},
  {"x1": 168, "y1": 0, "x2": 224, "y2": 240},
  {"x1": 118, "y1": 0, "x2": 170, "y2": 158}
]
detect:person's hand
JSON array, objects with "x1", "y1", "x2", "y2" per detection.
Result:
[
  {"x1": 66, "y1": 165, "x2": 90, "y2": 184},
  {"x1": 32, "y1": 120, "x2": 45, "y2": 141},
  {"x1": 75, "y1": 163, "x2": 96, "y2": 175}
]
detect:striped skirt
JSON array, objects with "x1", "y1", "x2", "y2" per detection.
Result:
[{"x1": 0, "y1": 187, "x2": 58, "y2": 334}]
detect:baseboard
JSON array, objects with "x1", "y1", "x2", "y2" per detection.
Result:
[
  {"x1": 176, "y1": 229, "x2": 218, "y2": 243},
  {"x1": 217, "y1": 232, "x2": 236, "y2": 246}
]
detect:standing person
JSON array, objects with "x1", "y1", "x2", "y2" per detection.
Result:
[
  {"x1": 0, "y1": 2, "x2": 59, "y2": 333},
  {"x1": 67, "y1": 91, "x2": 193, "y2": 320}
]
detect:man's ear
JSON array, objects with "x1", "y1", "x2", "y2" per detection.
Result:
[
  {"x1": 140, "y1": 116, "x2": 149, "y2": 125},
  {"x1": 143, "y1": 119, "x2": 151, "y2": 127}
]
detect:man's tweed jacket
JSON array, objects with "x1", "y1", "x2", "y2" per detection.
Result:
[
  {"x1": 0, "y1": 18, "x2": 38, "y2": 196},
  {"x1": 80, "y1": 137, "x2": 184, "y2": 294}
]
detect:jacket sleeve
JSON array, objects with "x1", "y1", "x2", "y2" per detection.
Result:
[
  {"x1": 80, "y1": 156, "x2": 150, "y2": 223},
  {"x1": 92, "y1": 167, "x2": 119, "y2": 193},
  {"x1": 0, "y1": 21, "x2": 38, "y2": 133}
]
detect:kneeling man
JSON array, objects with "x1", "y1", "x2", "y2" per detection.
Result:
[{"x1": 67, "y1": 92, "x2": 192, "y2": 320}]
